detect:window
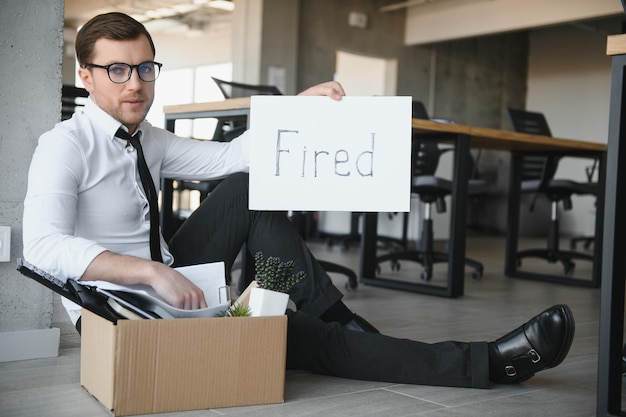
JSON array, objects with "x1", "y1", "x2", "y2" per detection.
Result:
[{"x1": 147, "y1": 62, "x2": 233, "y2": 139}]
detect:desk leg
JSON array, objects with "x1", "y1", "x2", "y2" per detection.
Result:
[
  {"x1": 446, "y1": 134, "x2": 469, "y2": 297},
  {"x1": 504, "y1": 153, "x2": 522, "y2": 276},
  {"x1": 358, "y1": 134, "x2": 470, "y2": 298},
  {"x1": 597, "y1": 53, "x2": 626, "y2": 417},
  {"x1": 360, "y1": 212, "x2": 378, "y2": 281}
]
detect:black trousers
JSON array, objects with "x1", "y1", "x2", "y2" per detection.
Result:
[{"x1": 168, "y1": 172, "x2": 490, "y2": 389}]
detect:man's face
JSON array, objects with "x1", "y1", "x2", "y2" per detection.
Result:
[{"x1": 78, "y1": 35, "x2": 155, "y2": 134}]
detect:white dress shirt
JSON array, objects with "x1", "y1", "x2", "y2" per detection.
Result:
[{"x1": 23, "y1": 98, "x2": 249, "y2": 323}]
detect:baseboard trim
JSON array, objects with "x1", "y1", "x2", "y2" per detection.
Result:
[{"x1": 0, "y1": 328, "x2": 60, "y2": 362}]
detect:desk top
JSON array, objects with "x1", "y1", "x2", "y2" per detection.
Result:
[
  {"x1": 607, "y1": 34, "x2": 626, "y2": 56},
  {"x1": 164, "y1": 98, "x2": 606, "y2": 155},
  {"x1": 412, "y1": 119, "x2": 606, "y2": 153},
  {"x1": 163, "y1": 97, "x2": 251, "y2": 115}
]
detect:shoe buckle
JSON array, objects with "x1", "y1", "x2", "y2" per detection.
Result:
[
  {"x1": 505, "y1": 365, "x2": 517, "y2": 377},
  {"x1": 528, "y1": 349, "x2": 541, "y2": 363}
]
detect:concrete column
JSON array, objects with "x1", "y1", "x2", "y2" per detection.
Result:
[
  {"x1": 0, "y1": 0, "x2": 64, "y2": 361},
  {"x1": 231, "y1": 0, "x2": 299, "y2": 94}
]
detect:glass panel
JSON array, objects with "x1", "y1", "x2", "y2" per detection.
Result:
[
  {"x1": 191, "y1": 63, "x2": 233, "y2": 139},
  {"x1": 147, "y1": 68, "x2": 194, "y2": 129}
]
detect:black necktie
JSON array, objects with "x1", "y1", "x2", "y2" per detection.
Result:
[{"x1": 115, "y1": 128, "x2": 163, "y2": 263}]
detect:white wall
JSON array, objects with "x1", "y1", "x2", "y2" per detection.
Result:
[
  {"x1": 404, "y1": 0, "x2": 622, "y2": 46},
  {"x1": 527, "y1": 26, "x2": 612, "y2": 144},
  {"x1": 152, "y1": 27, "x2": 233, "y2": 70},
  {"x1": 526, "y1": 24, "x2": 613, "y2": 235},
  {"x1": 335, "y1": 51, "x2": 398, "y2": 96}
]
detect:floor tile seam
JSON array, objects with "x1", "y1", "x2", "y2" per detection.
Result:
[
  {"x1": 203, "y1": 407, "x2": 234, "y2": 416},
  {"x1": 208, "y1": 386, "x2": 409, "y2": 414},
  {"x1": 380, "y1": 387, "x2": 448, "y2": 408},
  {"x1": 463, "y1": 387, "x2": 547, "y2": 405},
  {"x1": 209, "y1": 400, "x2": 296, "y2": 415},
  {"x1": 403, "y1": 396, "x2": 594, "y2": 417},
  {"x1": 383, "y1": 386, "x2": 547, "y2": 408},
  {"x1": 0, "y1": 381, "x2": 81, "y2": 396},
  {"x1": 282, "y1": 385, "x2": 400, "y2": 404}
]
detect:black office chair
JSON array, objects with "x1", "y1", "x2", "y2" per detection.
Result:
[
  {"x1": 410, "y1": 100, "x2": 430, "y2": 120},
  {"x1": 210, "y1": 76, "x2": 283, "y2": 142},
  {"x1": 507, "y1": 108, "x2": 597, "y2": 275},
  {"x1": 569, "y1": 157, "x2": 599, "y2": 251},
  {"x1": 375, "y1": 132, "x2": 487, "y2": 281},
  {"x1": 211, "y1": 76, "x2": 282, "y2": 98},
  {"x1": 61, "y1": 85, "x2": 88, "y2": 120}
]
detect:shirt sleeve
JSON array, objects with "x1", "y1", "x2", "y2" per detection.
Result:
[
  {"x1": 158, "y1": 127, "x2": 251, "y2": 180},
  {"x1": 22, "y1": 129, "x2": 107, "y2": 282}
]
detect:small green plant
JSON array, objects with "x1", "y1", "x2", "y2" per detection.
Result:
[
  {"x1": 217, "y1": 303, "x2": 252, "y2": 317},
  {"x1": 254, "y1": 252, "x2": 306, "y2": 294}
]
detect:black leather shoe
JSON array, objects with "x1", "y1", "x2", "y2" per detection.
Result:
[
  {"x1": 343, "y1": 314, "x2": 380, "y2": 333},
  {"x1": 489, "y1": 304, "x2": 575, "y2": 384}
]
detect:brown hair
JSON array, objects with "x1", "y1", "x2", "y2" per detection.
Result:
[{"x1": 75, "y1": 12, "x2": 156, "y2": 66}]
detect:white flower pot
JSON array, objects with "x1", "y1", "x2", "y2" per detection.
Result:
[{"x1": 248, "y1": 287, "x2": 289, "y2": 317}]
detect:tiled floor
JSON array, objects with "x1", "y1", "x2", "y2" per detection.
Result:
[{"x1": 0, "y1": 235, "x2": 617, "y2": 416}]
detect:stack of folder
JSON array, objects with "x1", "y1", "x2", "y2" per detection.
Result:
[{"x1": 17, "y1": 258, "x2": 230, "y2": 322}]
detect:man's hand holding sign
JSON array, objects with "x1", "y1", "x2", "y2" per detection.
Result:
[{"x1": 249, "y1": 94, "x2": 412, "y2": 212}]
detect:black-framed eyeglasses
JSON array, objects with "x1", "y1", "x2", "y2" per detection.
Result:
[{"x1": 83, "y1": 61, "x2": 163, "y2": 84}]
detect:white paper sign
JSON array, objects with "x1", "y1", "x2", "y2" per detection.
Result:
[{"x1": 249, "y1": 96, "x2": 412, "y2": 212}]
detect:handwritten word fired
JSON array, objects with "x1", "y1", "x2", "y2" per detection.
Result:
[{"x1": 274, "y1": 129, "x2": 376, "y2": 178}]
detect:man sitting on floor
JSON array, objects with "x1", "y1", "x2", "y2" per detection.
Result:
[{"x1": 23, "y1": 11, "x2": 575, "y2": 389}]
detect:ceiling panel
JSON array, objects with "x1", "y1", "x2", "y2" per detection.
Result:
[{"x1": 64, "y1": 0, "x2": 233, "y2": 34}]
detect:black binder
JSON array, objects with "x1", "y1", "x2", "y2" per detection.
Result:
[{"x1": 17, "y1": 258, "x2": 121, "y2": 323}]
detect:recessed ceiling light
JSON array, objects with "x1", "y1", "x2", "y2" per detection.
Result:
[{"x1": 208, "y1": 0, "x2": 235, "y2": 11}]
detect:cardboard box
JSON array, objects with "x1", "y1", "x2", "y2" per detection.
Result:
[{"x1": 80, "y1": 309, "x2": 287, "y2": 416}]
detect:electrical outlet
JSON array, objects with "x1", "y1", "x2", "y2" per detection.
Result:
[
  {"x1": 0, "y1": 226, "x2": 10, "y2": 262},
  {"x1": 348, "y1": 11, "x2": 367, "y2": 29}
]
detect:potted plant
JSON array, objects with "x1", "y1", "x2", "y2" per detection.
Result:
[
  {"x1": 245, "y1": 252, "x2": 306, "y2": 317},
  {"x1": 218, "y1": 303, "x2": 252, "y2": 317}
]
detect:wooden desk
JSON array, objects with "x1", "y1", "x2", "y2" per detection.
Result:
[
  {"x1": 596, "y1": 33, "x2": 626, "y2": 417},
  {"x1": 468, "y1": 122, "x2": 605, "y2": 289},
  {"x1": 361, "y1": 118, "x2": 606, "y2": 297},
  {"x1": 162, "y1": 99, "x2": 606, "y2": 297},
  {"x1": 164, "y1": 97, "x2": 251, "y2": 121}
]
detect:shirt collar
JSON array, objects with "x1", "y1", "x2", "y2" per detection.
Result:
[{"x1": 84, "y1": 97, "x2": 145, "y2": 141}]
